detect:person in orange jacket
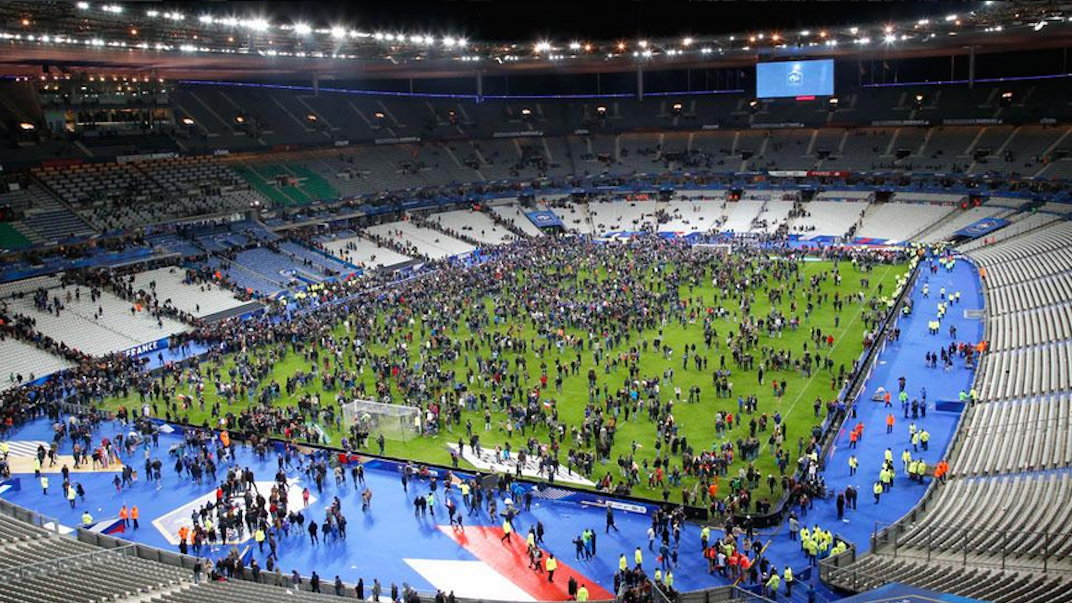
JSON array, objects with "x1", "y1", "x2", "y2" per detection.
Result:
[{"x1": 934, "y1": 460, "x2": 949, "y2": 483}]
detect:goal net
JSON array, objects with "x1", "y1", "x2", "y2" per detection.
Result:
[
  {"x1": 692, "y1": 242, "x2": 732, "y2": 254},
  {"x1": 341, "y1": 399, "x2": 421, "y2": 442}
]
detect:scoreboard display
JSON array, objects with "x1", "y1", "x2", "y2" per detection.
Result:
[{"x1": 757, "y1": 59, "x2": 835, "y2": 98}]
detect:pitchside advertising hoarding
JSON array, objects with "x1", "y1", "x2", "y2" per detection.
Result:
[{"x1": 757, "y1": 59, "x2": 835, "y2": 98}]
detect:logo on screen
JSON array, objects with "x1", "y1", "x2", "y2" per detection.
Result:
[{"x1": 786, "y1": 65, "x2": 804, "y2": 87}]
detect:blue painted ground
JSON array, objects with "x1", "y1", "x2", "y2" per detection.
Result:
[
  {"x1": 0, "y1": 252, "x2": 984, "y2": 601},
  {"x1": 2, "y1": 417, "x2": 714, "y2": 597},
  {"x1": 803, "y1": 254, "x2": 984, "y2": 551}
]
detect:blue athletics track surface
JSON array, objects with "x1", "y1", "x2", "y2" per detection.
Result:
[{"x1": 0, "y1": 251, "x2": 984, "y2": 601}]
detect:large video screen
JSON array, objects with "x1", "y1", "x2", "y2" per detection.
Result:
[{"x1": 756, "y1": 59, "x2": 835, "y2": 98}]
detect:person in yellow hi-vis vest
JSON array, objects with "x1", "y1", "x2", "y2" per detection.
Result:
[
  {"x1": 634, "y1": 546, "x2": 643, "y2": 567},
  {"x1": 619, "y1": 554, "x2": 627, "y2": 571},
  {"x1": 576, "y1": 584, "x2": 589, "y2": 601},
  {"x1": 765, "y1": 572, "x2": 781, "y2": 598},
  {"x1": 545, "y1": 553, "x2": 557, "y2": 583},
  {"x1": 500, "y1": 519, "x2": 512, "y2": 544},
  {"x1": 784, "y1": 566, "x2": 794, "y2": 596},
  {"x1": 81, "y1": 510, "x2": 93, "y2": 527}
]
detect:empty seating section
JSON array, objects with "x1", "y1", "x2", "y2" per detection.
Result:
[
  {"x1": 950, "y1": 394, "x2": 1072, "y2": 476},
  {"x1": 828, "y1": 555, "x2": 1072, "y2": 603},
  {"x1": 277, "y1": 241, "x2": 356, "y2": 273},
  {"x1": 0, "y1": 337, "x2": 73, "y2": 390},
  {"x1": 33, "y1": 162, "x2": 167, "y2": 231},
  {"x1": 128, "y1": 267, "x2": 246, "y2": 318},
  {"x1": 753, "y1": 200, "x2": 796, "y2": 234},
  {"x1": 231, "y1": 160, "x2": 340, "y2": 207},
  {"x1": 964, "y1": 221, "x2": 1072, "y2": 404},
  {"x1": 760, "y1": 129, "x2": 814, "y2": 171},
  {"x1": 8, "y1": 184, "x2": 94, "y2": 242},
  {"x1": 4, "y1": 285, "x2": 187, "y2": 356},
  {"x1": 490, "y1": 203, "x2": 545, "y2": 237},
  {"x1": 958, "y1": 211, "x2": 1062, "y2": 253},
  {"x1": 204, "y1": 256, "x2": 284, "y2": 296},
  {"x1": 720, "y1": 200, "x2": 765, "y2": 233},
  {"x1": 588, "y1": 200, "x2": 659, "y2": 235},
  {"x1": 617, "y1": 133, "x2": 666, "y2": 174},
  {"x1": 279, "y1": 152, "x2": 376, "y2": 198},
  {"x1": 997, "y1": 126, "x2": 1071, "y2": 174},
  {"x1": 790, "y1": 200, "x2": 868, "y2": 238},
  {"x1": 857, "y1": 202, "x2": 955, "y2": 241},
  {"x1": 918, "y1": 206, "x2": 1007, "y2": 243},
  {"x1": 1, "y1": 553, "x2": 190, "y2": 603},
  {"x1": 0, "y1": 275, "x2": 62, "y2": 299},
  {"x1": 976, "y1": 343, "x2": 1072, "y2": 400},
  {"x1": 365, "y1": 221, "x2": 475, "y2": 260},
  {"x1": 429, "y1": 209, "x2": 516, "y2": 245},
  {"x1": 988, "y1": 303, "x2": 1072, "y2": 350},
  {"x1": 317, "y1": 233, "x2": 412, "y2": 269},
  {"x1": 0, "y1": 513, "x2": 49, "y2": 544},
  {"x1": 152, "y1": 577, "x2": 350, "y2": 603},
  {"x1": 822, "y1": 129, "x2": 893, "y2": 171},
  {"x1": 0, "y1": 532, "x2": 191, "y2": 603},
  {"x1": 896, "y1": 473, "x2": 1072, "y2": 559},
  {"x1": 234, "y1": 248, "x2": 329, "y2": 284},
  {"x1": 659, "y1": 199, "x2": 725, "y2": 234},
  {"x1": 970, "y1": 221, "x2": 1072, "y2": 308},
  {"x1": 547, "y1": 198, "x2": 594, "y2": 234}
]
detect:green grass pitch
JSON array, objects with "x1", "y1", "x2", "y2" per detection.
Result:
[{"x1": 102, "y1": 254, "x2": 903, "y2": 505}]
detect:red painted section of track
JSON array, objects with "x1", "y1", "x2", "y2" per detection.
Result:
[{"x1": 439, "y1": 525, "x2": 614, "y2": 601}]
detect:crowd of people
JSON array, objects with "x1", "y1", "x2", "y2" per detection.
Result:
[
  {"x1": 0, "y1": 229, "x2": 922, "y2": 602},
  {"x1": 4, "y1": 234, "x2": 910, "y2": 507}
]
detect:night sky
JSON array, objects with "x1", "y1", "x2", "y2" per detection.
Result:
[{"x1": 207, "y1": 1, "x2": 982, "y2": 42}]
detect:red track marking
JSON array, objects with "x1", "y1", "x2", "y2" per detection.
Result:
[{"x1": 439, "y1": 525, "x2": 614, "y2": 601}]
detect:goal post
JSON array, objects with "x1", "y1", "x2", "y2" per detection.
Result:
[
  {"x1": 692, "y1": 242, "x2": 732, "y2": 254},
  {"x1": 341, "y1": 399, "x2": 421, "y2": 442}
]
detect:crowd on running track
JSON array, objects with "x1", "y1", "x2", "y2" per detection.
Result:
[{"x1": 0, "y1": 234, "x2": 984, "y2": 601}]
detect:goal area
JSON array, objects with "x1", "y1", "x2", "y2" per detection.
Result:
[
  {"x1": 692, "y1": 242, "x2": 732, "y2": 254},
  {"x1": 341, "y1": 399, "x2": 421, "y2": 442}
]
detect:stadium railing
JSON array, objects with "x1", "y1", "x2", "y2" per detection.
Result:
[
  {"x1": 0, "y1": 542, "x2": 138, "y2": 582},
  {"x1": 0, "y1": 494, "x2": 63, "y2": 534}
]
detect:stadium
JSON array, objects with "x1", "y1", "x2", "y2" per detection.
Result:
[{"x1": 0, "y1": 1, "x2": 1069, "y2": 602}]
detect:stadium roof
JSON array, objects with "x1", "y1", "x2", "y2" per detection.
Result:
[{"x1": 0, "y1": 1, "x2": 1070, "y2": 80}]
